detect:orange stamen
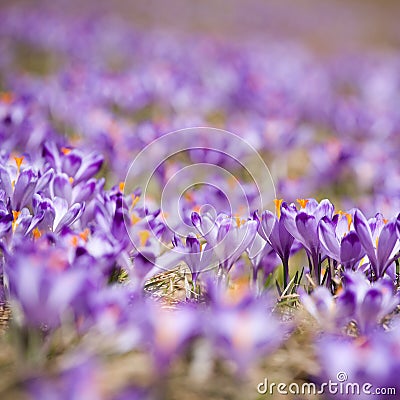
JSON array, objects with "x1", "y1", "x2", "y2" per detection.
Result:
[
  {"x1": 61, "y1": 147, "x2": 71, "y2": 155},
  {"x1": 346, "y1": 213, "x2": 352, "y2": 231},
  {"x1": 71, "y1": 236, "x2": 79, "y2": 247},
  {"x1": 119, "y1": 182, "x2": 125, "y2": 192},
  {"x1": 131, "y1": 213, "x2": 141, "y2": 225},
  {"x1": 12, "y1": 210, "x2": 20, "y2": 232},
  {"x1": 138, "y1": 230, "x2": 150, "y2": 247},
  {"x1": 14, "y1": 156, "x2": 24, "y2": 173},
  {"x1": 273, "y1": 198, "x2": 283, "y2": 219},
  {"x1": 296, "y1": 198, "x2": 309, "y2": 209},
  {"x1": 32, "y1": 228, "x2": 42, "y2": 240},
  {"x1": 12, "y1": 210, "x2": 20, "y2": 222},
  {"x1": 131, "y1": 195, "x2": 140, "y2": 208},
  {"x1": 79, "y1": 229, "x2": 90, "y2": 242}
]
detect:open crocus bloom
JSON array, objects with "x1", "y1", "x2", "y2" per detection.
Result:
[{"x1": 192, "y1": 211, "x2": 258, "y2": 273}]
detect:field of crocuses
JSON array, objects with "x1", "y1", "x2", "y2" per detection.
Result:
[{"x1": 1, "y1": 1, "x2": 400, "y2": 399}]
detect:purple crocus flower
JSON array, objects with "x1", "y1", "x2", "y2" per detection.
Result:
[
  {"x1": 256, "y1": 201, "x2": 295, "y2": 287},
  {"x1": 246, "y1": 230, "x2": 280, "y2": 294},
  {"x1": 5, "y1": 239, "x2": 89, "y2": 330},
  {"x1": 43, "y1": 142, "x2": 103, "y2": 184},
  {"x1": 317, "y1": 329, "x2": 400, "y2": 400},
  {"x1": 172, "y1": 233, "x2": 214, "y2": 286},
  {"x1": 337, "y1": 270, "x2": 399, "y2": 335},
  {"x1": 28, "y1": 356, "x2": 102, "y2": 400},
  {"x1": 205, "y1": 292, "x2": 286, "y2": 372},
  {"x1": 0, "y1": 190, "x2": 12, "y2": 238},
  {"x1": 353, "y1": 210, "x2": 399, "y2": 279},
  {"x1": 192, "y1": 211, "x2": 258, "y2": 277},
  {"x1": 147, "y1": 302, "x2": 200, "y2": 375},
  {"x1": 0, "y1": 160, "x2": 38, "y2": 210},
  {"x1": 281, "y1": 198, "x2": 335, "y2": 284},
  {"x1": 50, "y1": 172, "x2": 97, "y2": 205},
  {"x1": 318, "y1": 214, "x2": 364, "y2": 271},
  {"x1": 28, "y1": 194, "x2": 85, "y2": 235}
]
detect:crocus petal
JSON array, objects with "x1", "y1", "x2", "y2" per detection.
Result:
[
  {"x1": 0, "y1": 166, "x2": 12, "y2": 197},
  {"x1": 258, "y1": 210, "x2": 276, "y2": 241},
  {"x1": 43, "y1": 142, "x2": 61, "y2": 170},
  {"x1": 359, "y1": 289, "x2": 383, "y2": 334},
  {"x1": 281, "y1": 203, "x2": 304, "y2": 244},
  {"x1": 73, "y1": 179, "x2": 96, "y2": 203},
  {"x1": 276, "y1": 220, "x2": 294, "y2": 261},
  {"x1": 52, "y1": 173, "x2": 72, "y2": 204},
  {"x1": 376, "y1": 222, "x2": 398, "y2": 276},
  {"x1": 36, "y1": 168, "x2": 54, "y2": 192},
  {"x1": 353, "y1": 210, "x2": 378, "y2": 274},
  {"x1": 62, "y1": 151, "x2": 82, "y2": 176},
  {"x1": 313, "y1": 199, "x2": 334, "y2": 220},
  {"x1": 340, "y1": 231, "x2": 363, "y2": 268},
  {"x1": 54, "y1": 202, "x2": 84, "y2": 233},
  {"x1": 12, "y1": 168, "x2": 38, "y2": 210},
  {"x1": 295, "y1": 212, "x2": 319, "y2": 253},
  {"x1": 318, "y1": 218, "x2": 340, "y2": 260},
  {"x1": 74, "y1": 153, "x2": 104, "y2": 183}
]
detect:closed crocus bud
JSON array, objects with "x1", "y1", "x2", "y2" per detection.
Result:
[{"x1": 12, "y1": 167, "x2": 38, "y2": 210}]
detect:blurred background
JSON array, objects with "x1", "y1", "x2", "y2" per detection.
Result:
[
  {"x1": 0, "y1": 1, "x2": 400, "y2": 400},
  {"x1": 3, "y1": 0, "x2": 400, "y2": 53}
]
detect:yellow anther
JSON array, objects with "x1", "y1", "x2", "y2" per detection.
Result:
[
  {"x1": 345, "y1": 213, "x2": 352, "y2": 231},
  {"x1": 359, "y1": 256, "x2": 367, "y2": 267},
  {"x1": 71, "y1": 236, "x2": 79, "y2": 247},
  {"x1": 14, "y1": 156, "x2": 24, "y2": 173},
  {"x1": 131, "y1": 195, "x2": 140, "y2": 208},
  {"x1": 383, "y1": 218, "x2": 388, "y2": 224},
  {"x1": 12, "y1": 210, "x2": 20, "y2": 222},
  {"x1": 61, "y1": 147, "x2": 71, "y2": 155},
  {"x1": 119, "y1": 182, "x2": 125, "y2": 192},
  {"x1": 131, "y1": 213, "x2": 141, "y2": 225},
  {"x1": 138, "y1": 230, "x2": 150, "y2": 247},
  {"x1": 79, "y1": 228, "x2": 90, "y2": 242},
  {"x1": 338, "y1": 211, "x2": 352, "y2": 231},
  {"x1": 11, "y1": 180, "x2": 15, "y2": 189},
  {"x1": 234, "y1": 215, "x2": 245, "y2": 227},
  {"x1": 273, "y1": 199, "x2": 283, "y2": 219},
  {"x1": 69, "y1": 177, "x2": 74, "y2": 184},
  {"x1": 32, "y1": 228, "x2": 42, "y2": 240},
  {"x1": 297, "y1": 198, "x2": 309, "y2": 209},
  {"x1": 12, "y1": 210, "x2": 20, "y2": 232}
]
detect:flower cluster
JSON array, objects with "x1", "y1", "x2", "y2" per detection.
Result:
[{"x1": 0, "y1": 2, "x2": 400, "y2": 400}]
